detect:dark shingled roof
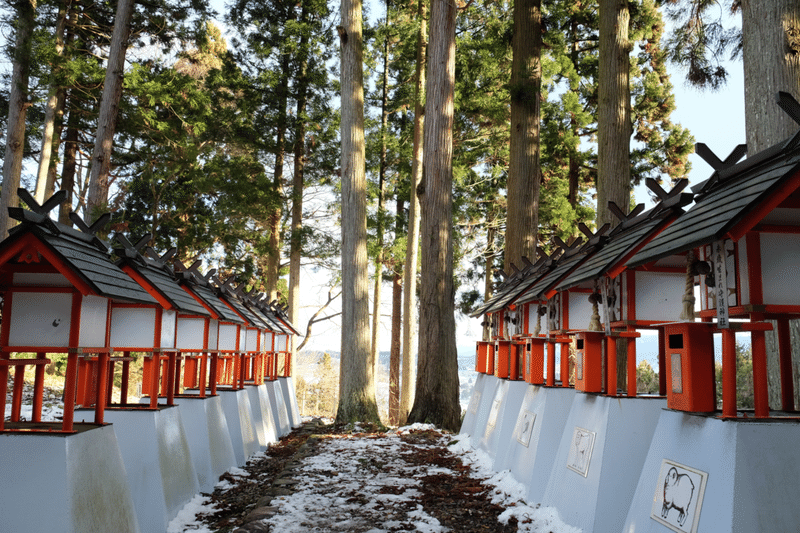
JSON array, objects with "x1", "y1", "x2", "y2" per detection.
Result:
[
  {"x1": 630, "y1": 144, "x2": 800, "y2": 268},
  {"x1": 518, "y1": 252, "x2": 590, "y2": 303},
  {"x1": 5, "y1": 221, "x2": 157, "y2": 305},
  {"x1": 557, "y1": 205, "x2": 690, "y2": 290},
  {"x1": 128, "y1": 258, "x2": 211, "y2": 316},
  {"x1": 187, "y1": 282, "x2": 244, "y2": 323}
]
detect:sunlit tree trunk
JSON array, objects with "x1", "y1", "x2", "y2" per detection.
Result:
[
  {"x1": 289, "y1": 3, "x2": 311, "y2": 347},
  {"x1": 504, "y1": 0, "x2": 542, "y2": 271},
  {"x1": 35, "y1": 0, "x2": 70, "y2": 204},
  {"x1": 598, "y1": 0, "x2": 631, "y2": 389},
  {"x1": 741, "y1": 0, "x2": 800, "y2": 410},
  {"x1": 597, "y1": 0, "x2": 631, "y2": 228},
  {"x1": 337, "y1": 0, "x2": 379, "y2": 424},
  {"x1": 371, "y1": 14, "x2": 390, "y2": 390},
  {"x1": 408, "y1": 0, "x2": 460, "y2": 432},
  {"x1": 86, "y1": 0, "x2": 134, "y2": 222},
  {"x1": 0, "y1": 0, "x2": 36, "y2": 238},
  {"x1": 400, "y1": 0, "x2": 427, "y2": 425}
]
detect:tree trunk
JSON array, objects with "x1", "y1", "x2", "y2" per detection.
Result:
[
  {"x1": 0, "y1": 0, "x2": 36, "y2": 238},
  {"x1": 407, "y1": 0, "x2": 460, "y2": 432},
  {"x1": 742, "y1": 0, "x2": 800, "y2": 410},
  {"x1": 741, "y1": 0, "x2": 800, "y2": 153},
  {"x1": 268, "y1": 53, "x2": 291, "y2": 302},
  {"x1": 371, "y1": 18, "x2": 390, "y2": 387},
  {"x1": 35, "y1": 0, "x2": 70, "y2": 204},
  {"x1": 59, "y1": 106, "x2": 80, "y2": 226},
  {"x1": 389, "y1": 214, "x2": 403, "y2": 425},
  {"x1": 504, "y1": 0, "x2": 542, "y2": 272},
  {"x1": 596, "y1": 0, "x2": 631, "y2": 228},
  {"x1": 400, "y1": 0, "x2": 427, "y2": 426},
  {"x1": 86, "y1": 0, "x2": 134, "y2": 222},
  {"x1": 598, "y1": 0, "x2": 631, "y2": 389},
  {"x1": 483, "y1": 226, "x2": 496, "y2": 341},
  {"x1": 337, "y1": 0, "x2": 379, "y2": 424},
  {"x1": 289, "y1": 3, "x2": 311, "y2": 344}
]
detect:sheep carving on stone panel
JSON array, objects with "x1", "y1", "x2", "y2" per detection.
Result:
[{"x1": 662, "y1": 467, "x2": 694, "y2": 526}]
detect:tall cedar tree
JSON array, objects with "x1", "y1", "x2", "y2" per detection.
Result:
[
  {"x1": 337, "y1": 0, "x2": 380, "y2": 424},
  {"x1": 0, "y1": 0, "x2": 36, "y2": 238},
  {"x1": 408, "y1": 0, "x2": 461, "y2": 432},
  {"x1": 504, "y1": 0, "x2": 542, "y2": 272}
]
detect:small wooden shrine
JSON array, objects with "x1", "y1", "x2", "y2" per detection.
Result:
[
  {"x1": 630, "y1": 96, "x2": 800, "y2": 418},
  {"x1": 110, "y1": 235, "x2": 214, "y2": 408},
  {"x1": 554, "y1": 180, "x2": 694, "y2": 396},
  {"x1": 0, "y1": 190, "x2": 159, "y2": 432}
]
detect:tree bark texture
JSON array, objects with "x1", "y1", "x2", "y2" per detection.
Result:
[
  {"x1": 35, "y1": 0, "x2": 70, "y2": 205},
  {"x1": 59, "y1": 106, "x2": 79, "y2": 226},
  {"x1": 289, "y1": 5, "x2": 310, "y2": 349},
  {"x1": 741, "y1": 0, "x2": 800, "y2": 409},
  {"x1": 408, "y1": 0, "x2": 461, "y2": 432},
  {"x1": 268, "y1": 54, "x2": 291, "y2": 302},
  {"x1": 400, "y1": 0, "x2": 427, "y2": 425},
  {"x1": 337, "y1": 0, "x2": 379, "y2": 424},
  {"x1": 504, "y1": 0, "x2": 542, "y2": 272},
  {"x1": 741, "y1": 0, "x2": 800, "y2": 154},
  {"x1": 598, "y1": 0, "x2": 631, "y2": 387},
  {"x1": 596, "y1": 0, "x2": 631, "y2": 229},
  {"x1": 389, "y1": 256, "x2": 402, "y2": 425},
  {"x1": 483, "y1": 226, "x2": 495, "y2": 341},
  {"x1": 371, "y1": 22, "x2": 390, "y2": 382},
  {"x1": 0, "y1": 0, "x2": 36, "y2": 238},
  {"x1": 86, "y1": 0, "x2": 134, "y2": 222}
]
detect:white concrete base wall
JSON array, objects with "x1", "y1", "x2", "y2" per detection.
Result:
[
  {"x1": 279, "y1": 377, "x2": 302, "y2": 427},
  {"x1": 176, "y1": 396, "x2": 237, "y2": 493},
  {"x1": 100, "y1": 407, "x2": 199, "y2": 533},
  {"x1": 219, "y1": 389, "x2": 260, "y2": 465},
  {"x1": 247, "y1": 385, "x2": 278, "y2": 448},
  {"x1": 266, "y1": 380, "x2": 291, "y2": 437},
  {"x1": 506, "y1": 385, "x2": 576, "y2": 504},
  {"x1": 624, "y1": 411, "x2": 800, "y2": 533},
  {"x1": 460, "y1": 373, "x2": 489, "y2": 437},
  {"x1": 541, "y1": 394, "x2": 665, "y2": 532},
  {"x1": 0, "y1": 426, "x2": 140, "y2": 533},
  {"x1": 468, "y1": 375, "x2": 502, "y2": 451},
  {"x1": 488, "y1": 380, "x2": 529, "y2": 470}
]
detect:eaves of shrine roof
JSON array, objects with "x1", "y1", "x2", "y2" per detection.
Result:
[
  {"x1": 187, "y1": 282, "x2": 244, "y2": 323},
  {"x1": 558, "y1": 206, "x2": 687, "y2": 290},
  {"x1": 629, "y1": 142, "x2": 800, "y2": 268},
  {"x1": 7, "y1": 222, "x2": 157, "y2": 305},
  {"x1": 124, "y1": 258, "x2": 211, "y2": 316}
]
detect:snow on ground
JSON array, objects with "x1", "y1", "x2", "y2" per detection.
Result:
[
  {"x1": 169, "y1": 424, "x2": 581, "y2": 533},
  {"x1": 449, "y1": 434, "x2": 581, "y2": 533}
]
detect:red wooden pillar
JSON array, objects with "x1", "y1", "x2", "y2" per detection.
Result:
[
  {"x1": 777, "y1": 318, "x2": 795, "y2": 411},
  {"x1": 209, "y1": 353, "x2": 218, "y2": 396},
  {"x1": 166, "y1": 352, "x2": 177, "y2": 406},
  {"x1": 32, "y1": 352, "x2": 46, "y2": 422},
  {"x1": 11, "y1": 365, "x2": 24, "y2": 421},
  {"x1": 62, "y1": 351, "x2": 79, "y2": 432},
  {"x1": 120, "y1": 352, "x2": 130, "y2": 404},
  {"x1": 626, "y1": 335, "x2": 637, "y2": 397},
  {"x1": 751, "y1": 327, "x2": 769, "y2": 418},
  {"x1": 721, "y1": 328, "x2": 737, "y2": 418},
  {"x1": 658, "y1": 328, "x2": 666, "y2": 396},
  {"x1": 198, "y1": 353, "x2": 208, "y2": 397},
  {"x1": 559, "y1": 341, "x2": 570, "y2": 386},
  {"x1": 95, "y1": 352, "x2": 110, "y2": 424},
  {"x1": 0, "y1": 362, "x2": 7, "y2": 431},
  {"x1": 546, "y1": 340, "x2": 557, "y2": 387},
  {"x1": 149, "y1": 352, "x2": 160, "y2": 409},
  {"x1": 606, "y1": 335, "x2": 618, "y2": 397}
]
